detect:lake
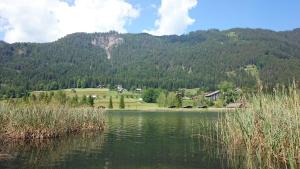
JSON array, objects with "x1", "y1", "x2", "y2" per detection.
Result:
[{"x1": 0, "y1": 111, "x2": 230, "y2": 169}]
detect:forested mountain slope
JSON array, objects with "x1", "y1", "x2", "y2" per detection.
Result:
[{"x1": 1, "y1": 28, "x2": 300, "y2": 97}]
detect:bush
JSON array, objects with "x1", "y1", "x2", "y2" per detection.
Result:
[{"x1": 142, "y1": 88, "x2": 160, "y2": 103}]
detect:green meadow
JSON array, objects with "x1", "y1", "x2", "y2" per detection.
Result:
[
  {"x1": 31, "y1": 88, "x2": 208, "y2": 110},
  {"x1": 32, "y1": 88, "x2": 158, "y2": 109}
]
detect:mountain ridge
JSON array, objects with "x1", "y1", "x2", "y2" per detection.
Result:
[{"x1": 1, "y1": 28, "x2": 300, "y2": 97}]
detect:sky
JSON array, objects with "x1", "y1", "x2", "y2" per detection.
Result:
[{"x1": 0, "y1": 0, "x2": 299, "y2": 43}]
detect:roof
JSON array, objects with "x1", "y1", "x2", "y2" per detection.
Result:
[{"x1": 205, "y1": 90, "x2": 220, "y2": 97}]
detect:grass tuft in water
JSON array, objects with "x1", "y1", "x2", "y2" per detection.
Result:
[{"x1": 0, "y1": 103, "x2": 105, "y2": 140}]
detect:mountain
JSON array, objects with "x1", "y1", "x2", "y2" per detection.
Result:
[{"x1": 1, "y1": 28, "x2": 300, "y2": 97}]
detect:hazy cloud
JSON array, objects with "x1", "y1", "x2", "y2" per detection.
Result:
[
  {"x1": 144, "y1": 0, "x2": 197, "y2": 36},
  {"x1": 0, "y1": 0, "x2": 139, "y2": 43}
]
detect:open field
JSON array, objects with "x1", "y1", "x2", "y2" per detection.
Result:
[
  {"x1": 32, "y1": 88, "x2": 207, "y2": 109},
  {"x1": 32, "y1": 88, "x2": 150, "y2": 108}
]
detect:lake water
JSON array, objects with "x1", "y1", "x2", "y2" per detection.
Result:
[{"x1": 0, "y1": 111, "x2": 230, "y2": 169}]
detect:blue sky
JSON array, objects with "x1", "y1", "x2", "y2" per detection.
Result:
[
  {"x1": 0, "y1": 0, "x2": 299, "y2": 42},
  {"x1": 127, "y1": 0, "x2": 300, "y2": 32}
]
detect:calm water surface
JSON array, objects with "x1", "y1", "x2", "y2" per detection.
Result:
[{"x1": 0, "y1": 111, "x2": 229, "y2": 169}]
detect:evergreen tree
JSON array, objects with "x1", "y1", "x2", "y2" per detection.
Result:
[
  {"x1": 81, "y1": 95, "x2": 87, "y2": 105},
  {"x1": 175, "y1": 93, "x2": 183, "y2": 108},
  {"x1": 70, "y1": 95, "x2": 79, "y2": 107},
  {"x1": 119, "y1": 95, "x2": 125, "y2": 109},
  {"x1": 108, "y1": 96, "x2": 113, "y2": 109},
  {"x1": 87, "y1": 95, "x2": 94, "y2": 107}
]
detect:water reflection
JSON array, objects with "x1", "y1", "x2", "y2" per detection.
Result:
[{"x1": 0, "y1": 111, "x2": 229, "y2": 169}]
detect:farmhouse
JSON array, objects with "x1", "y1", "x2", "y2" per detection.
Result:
[
  {"x1": 205, "y1": 90, "x2": 220, "y2": 101},
  {"x1": 135, "y1": 88, "x2": 142, "y2": 92},
  {"x1": 117, "y1": 85, "x2": 127, "y2": 93},
  {"x1": 97, "y1": 84, "x2": 104, "y2": 88}
]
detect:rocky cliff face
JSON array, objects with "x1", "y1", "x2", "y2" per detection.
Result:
[{"x1": 91, "y1": 33, "x2": 124, "y2": 59}]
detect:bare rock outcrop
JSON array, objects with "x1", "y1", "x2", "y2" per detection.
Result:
[{"x1": 91, "y1": 33, "x2": 124, "y2": 59}]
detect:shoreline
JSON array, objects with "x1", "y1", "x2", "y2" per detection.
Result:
[{"x1": 106, "y1": 107, "x2": 235, "y2": 112}]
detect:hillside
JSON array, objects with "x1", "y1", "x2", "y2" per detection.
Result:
[{"x1": 1, "y1": 28, "x2": 300, "y2": 97}]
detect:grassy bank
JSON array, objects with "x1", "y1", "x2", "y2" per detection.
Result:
[
  {"x1": 0, "y1": 103, "x2": 105, "y2": 140},
  {"x1": 219, "y1": 86, "x2": 300, "y2": 168}
]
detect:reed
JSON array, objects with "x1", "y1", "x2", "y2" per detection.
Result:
[
  {"x1": 0, "y1": 103, "x2": 105, "y2": 140},
  {"x1": 219, "y1": 85, "x2": 300, "y2": 168}
]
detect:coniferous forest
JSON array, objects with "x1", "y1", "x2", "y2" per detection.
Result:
[{"x1": 1, "y1": 28, "x2": 300, "y2": 98}]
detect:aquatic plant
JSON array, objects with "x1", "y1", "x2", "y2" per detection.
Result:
[
  {"x1": 0, "y1": 103, "x2": 105, "y2": 140},
  {"x1": 219, "y1": 84, "x2": 300, "y2": 168}
]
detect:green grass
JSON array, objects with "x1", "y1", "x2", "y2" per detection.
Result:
[
  {"x1": 32, "y1": 88, "x2": 150, "y2": 109},
  {"x1": 31, "y1": 88, "x2": 230, "y2": 110},
  {"x1": 0, "y1": 102, "x2": 105, "y2": 140},
  {"x1": 218, "y1": 85, "x2": 300, "y2": 168}
]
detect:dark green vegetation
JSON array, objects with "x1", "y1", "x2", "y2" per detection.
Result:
[
  {"x1": 108, "y1": 96, "x2": 113, "y2": 109},
  {"x1": 1, "y1": 28, "x2": 300, "y2": 98},
  {"x1": 141, "y1": 88, "x2": 161, "y2": 103},
  {"x1": 119, "y1": 95, "x2": 125, "y2": 109}
]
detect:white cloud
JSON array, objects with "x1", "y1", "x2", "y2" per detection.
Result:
[
  {"x1": 0, "y1": 0, "x2": 139, "y2": 43},
  {"x1": 144, "y1": 0, "x2": 197, "y2": 36}
]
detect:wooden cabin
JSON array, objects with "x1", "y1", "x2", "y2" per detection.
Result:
[{"x1": 205, "y1": 90, "x2": 220, "y2": 101}]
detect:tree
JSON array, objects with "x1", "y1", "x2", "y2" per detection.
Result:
[
  {"x1": 175, "y1": 93, "x2": 183, "y2": 108},
  {"x1": 165, "y1": 92, "x2": 183, "y2": 108},
  {"x1": 218, "y1": 81, "x2": 235, "y2": 93},
  {"x1": 70, "y1": 95, "x2": 79, "y2": 107},
  {"x1": 119, "y1": 95, "x2": 125, "y2": 109},
  {"x1": 218, "y1": 81, "x2": 240, "y2": 104},
  {"x1": 108, "y1": 96, "x2": 113, "y2": 109},
  {"x1": 142, "y1": 88, "x2": 160, "y2": 103},
  {"x1": 157, "y1": 92, "x2": 167, "y2": 107},
  {"x1": 166, "y1": 92, "x2": 177, "y2": 107},
  {"x1": 81, "y1": 95, "x2": 87, "y2": 105},
  {"x1": 87, "y1": 95, "x2": 94, "y2": 107}
]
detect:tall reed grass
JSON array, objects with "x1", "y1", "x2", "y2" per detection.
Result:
[
  {"x1": 0, "y1": 103, "x2": 105, "y2": 140},
  {"x1": 219, "y1": 85, "x2": 300, "y2": 169}
]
